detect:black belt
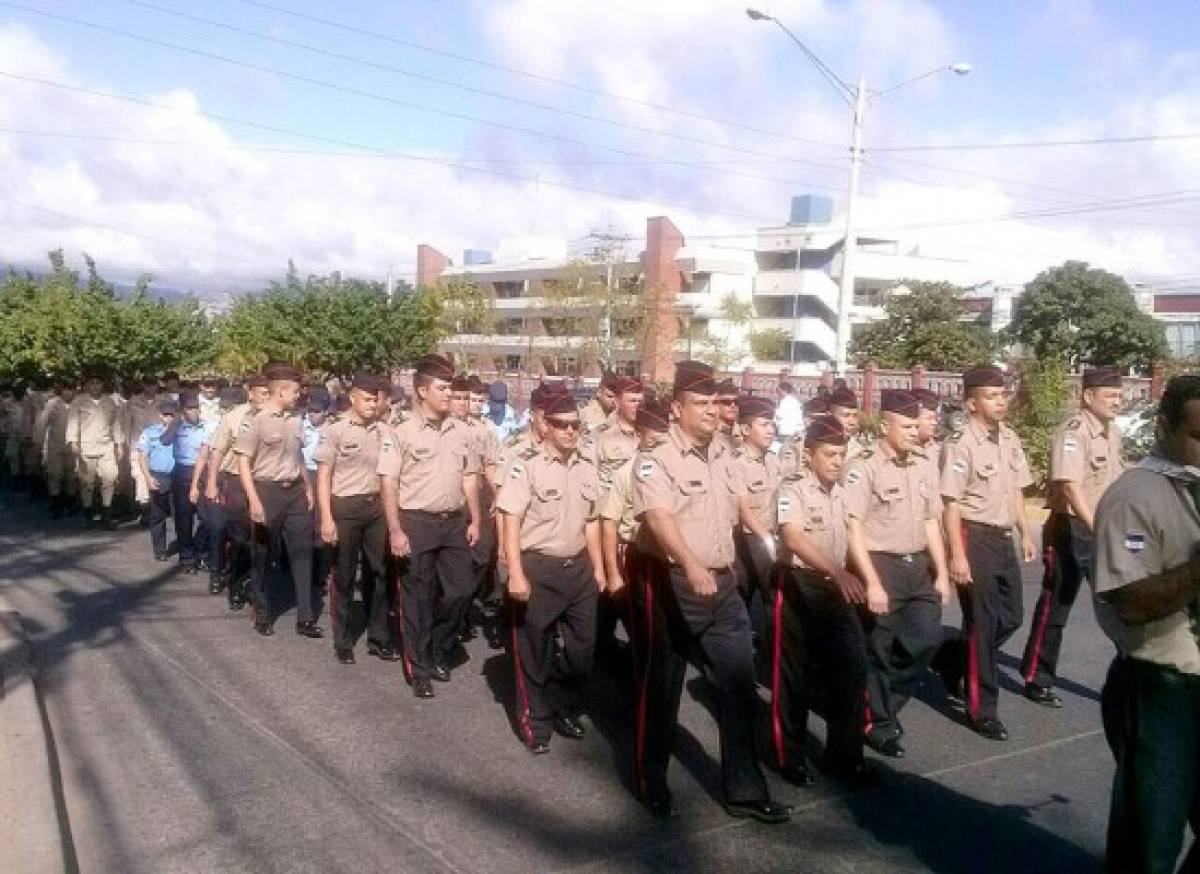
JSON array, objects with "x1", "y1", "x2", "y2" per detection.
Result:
[
  {"x1": 525, "y1": 549, "x2": 587, "y2": 567},
  {"x1": 405, "y1": 507, "x2": 463, "y2": 520},
  {"x1": 255, "y1": 478, "x2": 304, "y2": 490},
  {"x1": 332, "y1": 492, "x2": 379, "y2": 503},
  {"x1": 872, "y1": 550, "x2": 926, "y2": 563},
  {"x1": 964, "y1": 520, "x2": 1012, "y2": 534}
]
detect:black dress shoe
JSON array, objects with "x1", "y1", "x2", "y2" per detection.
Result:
[
  {"x1": 181, "y1": 564, "x2": 199, "y2": 575},
  {"x1": 643, "y1": 791, "x2": 679, "y2": 819},
  {"x1": 254, "y1": 621, "x2": 274, "y2": 637},
  {"x1": 865, "y1": 735, "x2": 906, "y2": 759},
  {"x1": 154, "y1": 553, "x2": 169, "y2": 562},
  {"x1": 822, "y1": 759, "x2": 879, "y2": 789},
  {"x1": 457, "y1": 626, "x2": 476, "y2": 644},
  {"x1": 413, "y1": 678, "x2": 435, "y2": 699},
  {"x1": 208, "y1": 576, "x2": 224, "y2": 595},
  {"x1": 779, "y1": 764, "x2": 814, "y2": 787},
  {"x1": 336, "y1": 648, "x2": 356, "y2": 665},
  {"x1": 295, "y1": 622, "x2": 324, "y2": 639},
  {"x1": 367, "y1": 641, "x2": 401, "y2": 662},
  {"x1": 430, "y1": 664, "x2": 452, "y2": 683},
  {"x1": 527, "y1": 740, "x2": 551, "y2": 755},
  {"x1": 1024, "y1": 683, "x2": 1063, "y2": 708},
  {"x1": 969, "y1": 717, "x2": 1009, "y2": 741},
  {"x1": 724, "y1": 799, "x2": 791, "y2": 824},
  {"x1": 552, "y1": 715, "x2": 586, "y2": 740}
]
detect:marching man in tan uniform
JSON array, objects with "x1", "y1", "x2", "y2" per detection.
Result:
[
  {"x1": 633, "y1": 360, "x2": 789, "y2": 824},
  {"x1": 941, "y1": 365, "x2": 1035, "y2": 741},
  {"x1": 773, "y1": 415, "x2": 873, "y2": 787},
  {"x1": 713, "y1": 379, "x2": 741, "y2": 452},
  {"x1": 316, "y1": 371, "x2": 395, "y2": 665},
  {"x1": 731, "y1": 395, "x2": 781, "y2": 599},
  {"x1": 35, "y1": 380, "x2": 77, "y2": 518},
  {"x1": 235, "y1": 364, "x2": 321, "y2": 639},
  {"x1": 1020, "y1": 365, "x2": 1125, "y2": 707},
  {"x1": 845, "y1": 389, "x2": 950, "y2": 759},
  {"x1": 378, "y1": 354, "x2": 482, "y2": 699},
  {"x1": 498, "y1": 393, "x2": 604, "y2": 754},
  {"x1": 579, "y1": 371, "x2": 618, "y2": 433},
  {"x1": 124, "y1": 379, "x2": 162, "y2": 525},
  {"x1": 67, "y1": 373, "x2": 126, "y2": 529}
]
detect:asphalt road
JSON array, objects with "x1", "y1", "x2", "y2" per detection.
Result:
[{"x1": 0, "y1": 498, "x2": 1114, "y2": 873}]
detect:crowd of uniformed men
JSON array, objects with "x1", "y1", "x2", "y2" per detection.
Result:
[{"x1": 2, "y1": 355, "x2": 1181, "y2": 850}]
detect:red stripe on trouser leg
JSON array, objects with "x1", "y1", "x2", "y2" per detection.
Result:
[
  {"x1": 510, "y1": 621, "x2": 536, "y2": 746},
  {"x1": 1023, "y1": 546, "x2": 1057, "y2": 684},
  {"x1": 394, "y1": 576, "x2": 413, "y2": 683},
  {"x1": 960, "y1": 522, "x2": 981, "y2": 720},
  {"x1": 862, "y1": 688, "x2": 874, "y2": 737},
  {"x1": 634, "y1": 561, "x2": 655, "y2": 798},
  {"x1": 618, "y1": 544, "x2": 641, "y2": 696},
  {"x1": 769, "y1": 575, "x2": 786, "y2": 768},
  {"x1": 329, "y1": 571, "x2": 338, "y2": 645}
]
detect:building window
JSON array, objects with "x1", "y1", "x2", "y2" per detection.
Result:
[
  {"x1": 1166, "y1": 321, "x2": 1200, "y2": 359},
  {"x1": 505, "y1": 355, "x2": 522, "y2": 372},
  {"x1": 494, "y1": 281, "x2": 524, "y2": 299}
]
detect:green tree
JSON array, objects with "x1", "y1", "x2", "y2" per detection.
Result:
[
  {"x1": 1008, "y1": 357, "x2": 1071, "y2": 493},
  {"x1": 1003, "y1": 261, "x2": 1168, "y2": 374},
  {"x1": 849, "y1": 281, "x2": 999, "y2": 370},
  {"x1": 747, "y1": 328, "x2": 791, "y2": 362}
]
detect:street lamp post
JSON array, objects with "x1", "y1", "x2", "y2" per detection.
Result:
[{"x1": 746, "y1": 8, "x2": 969, "y2": 374}]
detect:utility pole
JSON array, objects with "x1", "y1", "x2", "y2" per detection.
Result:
[
  {"x1": 583, "y1": 228, "x2": 636, "y2": 370},
  {"x1": 834, "y1": 76, "x2": 867, "y2": 374}
]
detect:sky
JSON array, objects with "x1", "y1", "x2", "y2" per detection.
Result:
[{"x1": 1, "y1": 0, "x2": 1199, "y2": 294}]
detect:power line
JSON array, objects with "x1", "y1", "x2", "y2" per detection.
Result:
[
  {"x1": 226, "y1": 0, "x2": 846, "y2": 150},
  {"x1": 0, "y1": 71, "x2": 788, "y2": 226},
  {"x1": 0, "y1": 2, "x2": 853, "y2": 190},
  {"x1": 874, "y1": 131, "x2": 1200, "y2": 153}
]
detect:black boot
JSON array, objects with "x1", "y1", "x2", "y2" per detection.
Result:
[
  {"x1": 99, "y1": 507, "x2": 118, "y2": 531},
  {"x1": 48, "y1": 495, "x2": 63, "y2": 519}
]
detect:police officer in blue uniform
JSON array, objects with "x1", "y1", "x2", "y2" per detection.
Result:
[
  {"x1": 134, "y1": 399, "x2": 179, "y2": 561},
  {"x1": 163, "y1": 392, "x2": 208, "y2": 573}
]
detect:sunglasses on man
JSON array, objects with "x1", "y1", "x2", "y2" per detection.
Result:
[{"x1": 546, "y1": 417, "x2": 582, "y2": 431}]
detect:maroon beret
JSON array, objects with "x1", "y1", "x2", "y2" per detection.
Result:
[
  {"x1": 636, "y1": 398, "x2": 670, "y2": 433},
  {"x1": 544, "y1": 394, "x2": 578, "y2": 418},
  {"x1": 736, "y1": 395, "x2": 774, "y2": 422},
  {"x1": 413, "y1": 354, "x2": 455, "y2": 381},
  {"x1": 879, "y1": 389, "x2": 920, "y2": 418},
  {"x1": 613, "y1": 376, "x2": 644, "y2": 395},
  {"x1": 715, "y1": 378, "x2": 738, "y2": 396},
  {"x1": 600, "y1": 370, "x2": 620, "y2": 391},
  {"x1": 467, "y1": 374, "x2": 485, "y2": 393},
  {"x1": 911, "y1": 388, "x2": 940, "y2": 409},
  {"x1": 962, "y1": 365, "x2": 1005, "y2": 390},
  {"x1": 803, "y1": 396, "x2": 830, "y2": 417},
  {"x1": 804, "y1": 415, "x2": 848, "y2": 447},
  {"x1": 673, "y1": 360, "x2": 716, "y2": 395},
  {"x1": 828, "y1": 387, "x2": 858, "y2": 409},
  {"x1": 264, "y1": 363, "x2": 302, "y2": 383},
  {"x1": 1083, "y1": 366, "x2": 1122, "y2": 389},
  {"x1": 450, "y1": 374, "x2": 471, "y2": 392},
  {"x1": 350, "y1": 371, "x2": 379, "y2": 393},
  {"x1": 532, "y1": 381, "x2": 571, "y2": 411}
]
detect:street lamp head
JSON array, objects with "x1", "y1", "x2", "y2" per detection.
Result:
[
  {"x1": 746, "y1": 8, "x2": 773, "y2": 21},
  {"x1": 949, "y1": 62, "x2": 972, "y2": 75}
]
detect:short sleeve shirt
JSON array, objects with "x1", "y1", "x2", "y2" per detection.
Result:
[
  {"x1": 777, "y1": 474, "x2": 847, "y2": 569},
  {"x1": 495, "y1": 447, "x2": 599, "y2": 557},
  {"x1": 376, "y1": 412, "x2": 478, "y2": 512},
  {"x1": 233, "y1": 408, "x2": 306, "y2": 482},
  {"x1": 211, "y1": 404, "x2": 258, "y2": 474},
  {"x1": 1047, "y1": 408, "x2": 1124, "y2": 515},
  {"x1": 1092, "y1": 463, "x2": 1200, "y2": 675},
  {"x1": 599, "y1": 455, "x2": 640, "y2": 544},
  {"x1": 596, "y1": 422, "x2": 638, "y2": 490},
  {"x1": 940, "y1": 419, "x2": 1033, "y2": 527},
  {"x1": 137, "y1": 423, "x2": 175, "y2": 475},
  {"x1": 173, "y1": 420, "x2": 208, "y2": 466},
  {"x1": 731, "y1": 445, "x2": 781, "y2": 533},
  {"x1": 632, "y1": 424, "x2": 739, "y2": 569},
  {"x1": 314, "y1": 417, "x2": 383, "y2": 497},
  {"x1": 844, "y1": 443, "x2": 939, "y2": 554}
]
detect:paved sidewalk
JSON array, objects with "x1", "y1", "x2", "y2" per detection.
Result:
[{"x1": 0, "y1": 499, "x2": 1112, "y2": 873}]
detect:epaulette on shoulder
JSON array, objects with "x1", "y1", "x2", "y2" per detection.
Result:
[
  {"x1": 504, "y1": 431, "x2": 525, "y2": 447},
  {"x1": 857, "y1": 448, "x2": 875, "y2": 459},
  {"x1": 518, "y1": 446, "x2": 539, "y2": 460},
  {"x1": 1065, "y1": 417, "x2": 1083, "y2": 431},
  {"x1": 782, "y1": 471, "x2": 807, "y2": 483},
  {"x1": 947, "y1": 431, "x2": 963, "y2": 443}
]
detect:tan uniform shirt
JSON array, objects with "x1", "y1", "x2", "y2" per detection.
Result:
[
  {"x1": 580, "y1": 398, "x2": 609, "y2": 433},
  {"x1": 467, "y1": 417, "x2": 499, "y2": 469},
  {"x1": 233, "y1": 408, "x2": 306, "y2": 482},
  {"x1": 376, "y1": 411, "x2": 477, "y2": 512},
  {"x1": 599, "y1": 455, "x2": 640, "y2": 544},
  {"x1": 731, "y1": 444, "x2": 781, "y2": 533},
  {"x1": 1047, "y1": 408, "x2": 1124, "y2": 515},
  {"x1": 632, "y1": 424, "x2": 738, "y2": 569},
  {"x1": 495, "y1": 430, "x2": 535, "y2": 487},
  {"x1": 940, "y1": 419, "x2": 1033, "y2": 527},
  {"x1": 66, "y1": 394, "x2": 124, "y2": 456},
  {"x1": 35, "y1": 396, "x2": 70, "y2": 456},
  {"x1": 1092, "y1": 461, "x2": 1200, "y2": 675},
  {"x1": 123, "y1": 396, "x2": 160, "y2": 451},
  {"x1": 778, "y1": 437, "x2": 806, "y2": 479},
  {"x1": 844, "y1": 432, "x2": 873, "y2": 466},
  {"x1": 595, "y1": 421, "x2": 638, "y2": 489},
  {"x1": 777, "y1": 474, "x2": 847, "y2": 570},
  {"x1": 211, "y1": 404, "x2": 258, "y2": 475},
  {"x1": 845, "y1": 442, "x2": 939, "y2": 554},
  {"x1": 314, "y1": 417, "x2": 383, "y2": 497},
  {"x1": 496, "y1": 446, "x2": 599, "y2": 557}
]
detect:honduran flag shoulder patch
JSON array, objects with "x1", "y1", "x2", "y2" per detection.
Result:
[{"x1": 1124, "y1": 532, "x2": 1146, "y2": 553}]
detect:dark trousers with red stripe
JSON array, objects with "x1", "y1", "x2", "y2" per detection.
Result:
[
  {"x1": 510, "y1": 551, "x2": 598, "y2": 745},
  {"x1": 636, "y1": 561, "x2": 769, "y2": 804},
  {"x1": 863, "y1": 552, "x2": 940, "y2": 743},
  {"x1": 330, "y1": 493, "x2": 389, "y2": 651},
  {"x1": 1020, "y1": 512, "x2": 1089, "y2": 690},
  {"x1": 250, "y1": 480, "x2": 316, "y2": 624},
  {"x1": 958, "y1": 521, "x2": 1024, "y2": 722},
  {"x1": 398, "y1": 509, "x2": 474, "y2": 680},
  {"x1": 218, "y1": 472, "x2": 253, "y2": 584},
  {"x1": 771, "y1": 568, "x2": 868, "y2": 772}
]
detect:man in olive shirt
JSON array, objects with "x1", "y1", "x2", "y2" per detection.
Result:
[
  {"x1": 846, "y1": 390, "x2": 950, "y2": 759},
  {"x1": 35, "y1": 380, "x2": 77, "y2": 518},
  {"x1": 235, "y1": 364, "x2": 321, "y2": 639},
  {"x1": 1021, "y1": 365, "x2": 1125, "y2": 707},
  {"x1": 1091, "y1": 375, "x2": 1200, "y2": 874},
  {"x1": 633, "y1": 360, "x2": 789, "y2": 825},
  {"x1": 580, "y1": 371, "x2": 618, "y2": 433},
  {"x1": 498, "y1": 394, "x2": 604, "y2": 753},
  {"x1": 316, "y1": 372, "x2": 394, "y2": 665},
  {"x1": 774, "y1": 415, "x2": 872, "y2": 787},
  {"x1": 378, "y1": 354, "x2": 482, "y2": 699},
  {"x1": 941, "y1": 365, "x2": 1036, "y2": 741}
]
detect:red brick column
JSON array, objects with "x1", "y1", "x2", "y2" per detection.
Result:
[
  {"x1": 416, "y1": 244, "x2": 449, "y2": 288},
  {"x1": 1151, "y1": 361, "x2": 1166, "y2": 400},
  {"x1": 863, "y1": 361, "x2": 878, "y2": 413},
  {"x1": 910, "y1": 364, "x2": 926, "y2": 391},
  {"x1": 640, "y1": 216, "x2": 685, "y2": 383}
]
